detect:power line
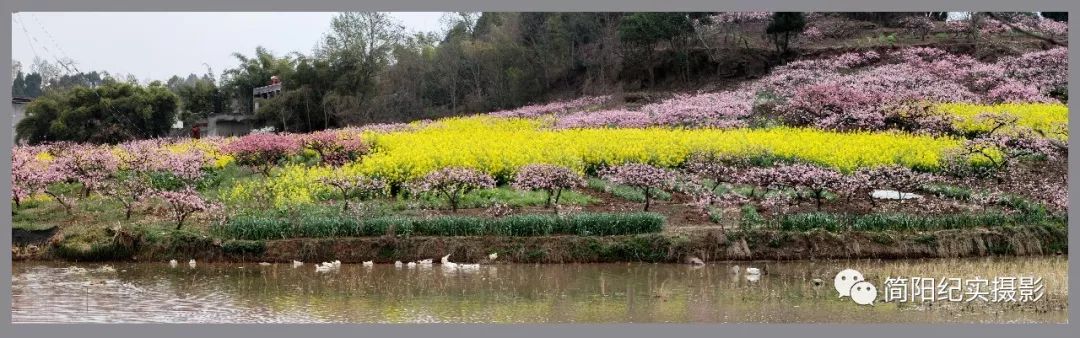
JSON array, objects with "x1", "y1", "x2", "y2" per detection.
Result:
[
  {"x1": 12, "y1": 16, "x2": 42, "y2": 69},
  {"x1": 14, "y1": 13, "x2": 153, "y2": 139}
]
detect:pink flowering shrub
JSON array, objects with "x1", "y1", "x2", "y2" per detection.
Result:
[
  {"x1": 412, "y1": 167, "x2": 496, "y2": 212},
  {"x1": 600, "y1": 163, "x2": 677, "y2": 211},
  {"x1": 555, "y1": 110, "x2": 653, "y2": 129},
  {"x1": 755, "y1": 47, "x2": 1061, "y2": 131},
  {"x1": 320, "y1": 175, "x2": 388, "y2": 211},
  {"x1": 154, "y1": 187, "x2": 219, "y2": 230},
  {"x1": 302, "y1": 130, "x2": 369, "y2": 166},
  {"x1": 997, "y1": 47, "x2": 1068, "y2": 100},
  {"x1": 343, "y1": 121, "x2": 428, "y2": 134},
  {"x1": 642, "y1": 91, "x2": 755, "y2": 128},
  {"x1": 490, "y1": 95, "x2": 611, "y2": 118},
  {"x1": 116, "y1": 139, "x2": 167, "y2": 172},
  {"x1": 511, "y1": 164, "x2": 586, "y2": 208},
  {"x1": 1035, "y1": 18, "x2": 1068, "y2": 37},
  {"x1": 160, "y1": 149, "x2": 210, "y2": 185},
  {"x1": 801, "y1": 26, "x2": 824, "y2": 41},
  {"x1": 221, "y1": 133, "x2": 302, "y2": 175}
]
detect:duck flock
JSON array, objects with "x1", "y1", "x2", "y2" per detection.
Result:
[{"x1": 168, "y1": 252, "x2": 501, "y2": 273}]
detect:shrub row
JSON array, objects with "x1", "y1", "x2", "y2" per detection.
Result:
[
  {"x1": 214, "y1": 212, "x2": 665, "y2": 240},
  {"x1": 777, "y1": 210, "x2": 1056, "y2": 232}
]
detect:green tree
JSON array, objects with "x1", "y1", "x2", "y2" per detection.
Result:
[
  {"x1": 766, "y1": 12, "x2": 806, "y2": 54},
  {"x1": 315, "y1": 12, "x2": 404, "y2": 124},
  {"x1": 15, "y1": 80, "x2": 179, "y2": 144},
  {"x1": 12, "y1": 71, "x2": 26, "y2": 97},
  {"x1": 221, "y1": 46, "x2": 295, "y2": 116},
  {"x1": 618, "y1": 13, "x2": 709, "y2": 85},
  {"x1": 23, "y1": 73, "x2": 43, "y2": 98}
]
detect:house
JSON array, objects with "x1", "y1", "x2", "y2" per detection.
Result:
[{"x1": 196, "y1": 76, "x2": 280, "y2": 138}]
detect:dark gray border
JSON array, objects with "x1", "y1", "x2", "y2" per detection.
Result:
[{"x1": 0, "y1": 0, "x2": 1074, "y2": 337}]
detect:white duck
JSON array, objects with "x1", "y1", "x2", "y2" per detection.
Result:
[
  {"x1": 292, "y1": 260, "x2": 304, "y2": 268},
  {"x1": 259, "y1": 262, "x2": 271, "y2": 266},
  {"x1": 169, "y1": 259, "x2": 178, "y2": 268},
  {"x1": 489, "y1": 252, "x2": 498, "y2": 261},
  {"x1": 66, "y1": 266, "x2": 88, "y2": 274},
  {"x1": 440, "y1": 254, "x2": 458, "y2": 269},
  {"x1": 459, "y1": 263, "x2": 480, "y2": 271},
  {"x1": 394, "y1": 261, "x2": 403, "y2": 268},
  {"x1": 730, "y1": 265, "x2": 741, "y2": 274},
  {"x1": 406, "y1": 262, "x2": 417, "y2": 268},
  {"x1": 418, "y1": 258, "x2": 433, "y2": 267},
  {"x1": 746, "y1": 267, "x2": 761, "y2": 275},
  {"x1": 315, "y1": 264, "x2": 333, "y2": 273},
  {"x1": 188, "y1": 259, "x2": 197, "y2": 269},
  {"x1": 332, "y1": 260, "x2": 342, "y2": 268},
  {"x1": 362, "y1": 260, "x2": 374, "y2": 267}
]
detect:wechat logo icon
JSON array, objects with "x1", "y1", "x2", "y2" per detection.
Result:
[{"x1": 834, "y1": 268, "x2": 876, "y2": 305}]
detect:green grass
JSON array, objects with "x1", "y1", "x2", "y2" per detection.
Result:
[
  {"x1": 586, "y1": 178, "x2": 671, "y2": 202},
  {"x1": 214, "y1": 209, "x2": 666, "y2": 240},
  {"x1": 397, "y1": 185, "x2": 598, "y2": 210},
  {"x1": 776, "y1": 208, "x2": 1061, "y2": 233}
]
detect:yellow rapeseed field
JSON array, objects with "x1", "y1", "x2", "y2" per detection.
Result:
[
  {"x1": 937, "y1": 103, "x2": 1068, "y2": 141},
  {"x1": 222, "y1": 116, "x2": 984, "y2": 207},
  {"x1": 355, "y1": 116, "x2": 964, "y2": 183}
]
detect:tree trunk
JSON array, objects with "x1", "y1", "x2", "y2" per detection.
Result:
[{"x1": 643, "y1": 187, "x2": 651, "y2": 211}]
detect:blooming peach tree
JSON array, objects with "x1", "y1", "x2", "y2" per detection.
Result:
[
  {"x1": 511, "y1": 164, "x2": 586, "y2": 208},
  {"x1": 412, "y1": 167, "x2": 496, "y2": 212},
  {"x1": 600, "y1": 163, "x2": 677, "y2": 211}
]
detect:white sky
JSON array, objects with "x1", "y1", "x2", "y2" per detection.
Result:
[{"x1": 11, "y1": 12, "x2": 448, "y2": 82}]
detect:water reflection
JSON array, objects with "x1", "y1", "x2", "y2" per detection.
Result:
[{"x1": 11, "y1": 257, "x2": 1068, "y2": 323}]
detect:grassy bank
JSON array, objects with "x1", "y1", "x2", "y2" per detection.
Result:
[{"x1": 14, "y1": 222, "x2": 1066, "y2": 263}]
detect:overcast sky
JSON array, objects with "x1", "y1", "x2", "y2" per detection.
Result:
[{"x1": 11, "y1": 12, "x2": 448, "y2": 82}]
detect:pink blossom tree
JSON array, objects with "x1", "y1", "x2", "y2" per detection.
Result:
[
  {"x1": 782, "y1": 164, "x2": 843, "y2": 211},
  {"x1": 11, "y1": 146, "x2": 43, "y2": 208},
  {"x1": 302, "y1": 130, "x2": 369, "y2": 166},
  {"x1": 684, "y1": 152, "x2": 742, "y2": 191},
  {"x1": 155, "y1": 187, "x2": 218, "y2": 230},
  {"x1": 14, "y1": 147, "x2": 76, "y2": 213},
  {"x1": 511, "y1": 164, "x2": 586, "y2": 208},
  {"x1": 600, "y1": 163, "x2": 677, "y2": 211},
  {"x1": 320, "y1": 175, "x2": 388, "y2": 211},
  {"x1": 412, "y1": 167, "x2": 496, "y2": 212},
  {"x1": 221, "y1": 133, "x2": 302, "y2": 175},
  {"x1": 52, "y1": 144, "x2": 119, "y2": 198}
]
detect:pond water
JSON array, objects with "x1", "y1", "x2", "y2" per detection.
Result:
[{"x1": 11, "y1": 257, "x2": 1068, "y2": 323}]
